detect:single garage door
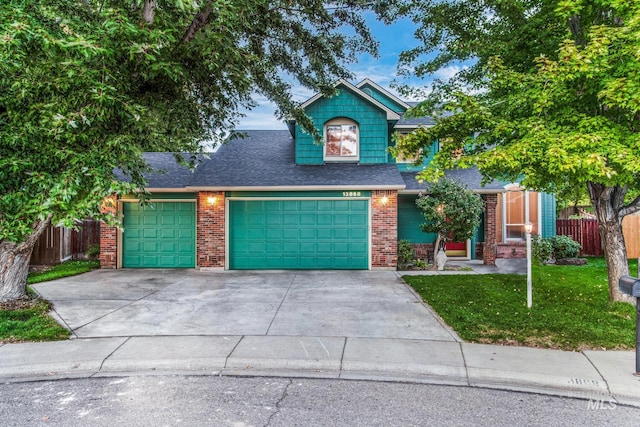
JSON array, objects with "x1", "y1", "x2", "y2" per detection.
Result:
[
  {"x1": 229, "y1": 199, "x2": 369, "y2": 269},
  {"x1": 122, "y1": 202, "x2": 196, "y2": 268}
]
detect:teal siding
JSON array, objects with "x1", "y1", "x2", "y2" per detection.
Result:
[
  {"x1": 398, "y1": 194, "x2": 484, "y2": 259},
  {"x1": 296, "y1": 86, "x2": 390, "y2": 165},
  {"x1": 359, "y1": 83, "x2": 407, "y2": 113},
  {"x1": 393, "y1": 140, "x2": 439, "y2": 169},
  {"x1": 397, "y1": 195, "x2": 436, "y2": 243},
  {"x1": 540, "y1": 192, "x2": 557, "y2": 237}
]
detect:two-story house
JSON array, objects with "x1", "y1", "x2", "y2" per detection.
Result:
[{"x1": 100, "y1": 79, "x2": 556, "y2": 270}]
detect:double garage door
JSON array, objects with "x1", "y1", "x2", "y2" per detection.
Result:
[
  {"x1": 228, "y1": 199, "x2": 369, "y2": 269},
  {"x1": 122, "y1": 198, "x2": 370, "y2": 269}
]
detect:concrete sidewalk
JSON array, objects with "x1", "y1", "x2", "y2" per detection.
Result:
[
  {"x1": 1, "y1": 267, "x2": 638, "y2": 407},
  {"x1": 1, "y1": 335, "x2": 638, "y2": 407}
]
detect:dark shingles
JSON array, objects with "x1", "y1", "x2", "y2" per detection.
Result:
[
  {"x1": 131, "y1": 130, "x2": 405, "y2": 189},
  {"x1": 401, "y1": 168, "x2": 506, "y2": 193}
]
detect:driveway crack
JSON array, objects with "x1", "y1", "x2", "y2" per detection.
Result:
[
  {"x1": 265, "y1": 272, "x2": 297, "y2": 335},
  {"x1": 264, "y1": 378, "x2": 292, "y2": 427}
]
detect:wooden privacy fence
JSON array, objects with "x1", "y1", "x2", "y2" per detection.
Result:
[
  {"x1": 30, "y1": 220, "x2": 101, "y2": 265},
  {"x1": 556, "y1": 216, "x2": 640, "y2": 258},
  {"x1": 556, "y1": 218, "x2": 603, "y2": 256}
]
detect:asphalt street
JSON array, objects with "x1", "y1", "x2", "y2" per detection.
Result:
[{"x1": 1, "y1": 376, "x2": 639, "y2": 426}]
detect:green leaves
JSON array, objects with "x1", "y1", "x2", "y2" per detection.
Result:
[
  {"x1": 1, "y1": 0, "x2": 385, "y2": 244},
  {"x1": 415, "y1": 178, "x2": 484, "y2": 243}
]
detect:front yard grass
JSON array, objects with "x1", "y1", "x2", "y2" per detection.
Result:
[
  {"x1": 0, "y1": 260, "x2": 98, "y2": 343},
  {"x1": 403, "y1": 258, "x2": 637, "y2": 351}
]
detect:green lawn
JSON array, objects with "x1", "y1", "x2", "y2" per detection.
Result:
[
  {"x1": 403, "y1": 258, "x2": 637, "y2": 351},
  {"x1": 0, "y1": 259, "x2": 99, "y2": 343},
  {"x1": 28, "y1": 259, "x2": 99, "y2": 284}
]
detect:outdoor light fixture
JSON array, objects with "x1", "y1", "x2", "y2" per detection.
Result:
[
  {"x1": 525, "y1": 222, "x2": 533, "y2": 308},
  {"x1": 207, "y1": 196, "x2": 217, "y2": 206},
  {"x1": 381, "y1": 196, "x2": 388, "y2": 206}
]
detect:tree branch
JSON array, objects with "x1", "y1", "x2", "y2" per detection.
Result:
[
  {"x1": 181, "y1": 5, "x2": 213, "y2": 43},
  {"x1": 620, "y1": 194, "x2": 640, "y2": 217},
  {"x1": 142, "y1": 0, "x2": 157, "y2": 25}
]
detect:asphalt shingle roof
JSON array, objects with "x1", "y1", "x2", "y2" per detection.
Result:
[
  {"x1": 401, "y1": 168, "x2": 506, "y2": 193},
  {"x1": 122, "y1": 130, "x2": 504, "y2": 193},
  {"x1": 132, "y1": 130, "x2": 405, "y2": 190}
]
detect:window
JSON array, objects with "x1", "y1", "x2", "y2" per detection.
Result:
[
  {"x1": 395, "y1": 132, "x2": 421, "y2": 164},
  {"x1": 502, "y1": 187, "x2": 539, "y2": 241},
  {"x1": 324, "y1": 119, "x2": 359, "y2": 161}
]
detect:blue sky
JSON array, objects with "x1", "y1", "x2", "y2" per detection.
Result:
[{"x1": 237, "y1": 13, "x2": 458, "y2": 130}]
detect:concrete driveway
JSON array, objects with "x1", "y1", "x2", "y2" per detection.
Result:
[{"x1": 32, "y1": 269, "x2": 458, "y2": 341}]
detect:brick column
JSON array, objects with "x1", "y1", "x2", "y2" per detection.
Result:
[
  {"x1": 197, "y1": 191, "x2": 225, "y2": 269},
  {"x1": 371, "y1": 190, "x2": 398, "y2": 269},
  {"x1": 99, "y1": 195, "x2": 118, "y2": 269},
  {"x1": 483, "y1": 194, "x2": 498, "y2": 265}
]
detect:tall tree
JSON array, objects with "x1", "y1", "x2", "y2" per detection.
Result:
[
  {"x1": 396, "y1": 0, "x2": 640, "y2": 301},
  {"x1": 0, "y1": 0, "x2": 397, "y2": 301}
]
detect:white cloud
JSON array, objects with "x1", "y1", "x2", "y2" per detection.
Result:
[{"x1": 434, "y1": 64, "x2": 468, "y2": 81}]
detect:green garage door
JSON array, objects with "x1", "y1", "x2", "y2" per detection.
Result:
[
  {"x1": 229, "y1": 199, "x2": 369, "y2": 269},
  {"x1": 122, "y1": 202, "x2": 196, "y2": 268}
]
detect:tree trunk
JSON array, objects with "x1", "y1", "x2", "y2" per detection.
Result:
[
  {"x1": 0, "y1": 217, "x2": 52, "y2": 302},
  {"x1": 432, "y1": 233, "x2": 446, "y2": 271},
  {"x1": 588, "y1": 182, "x2": 634, "y2": 303}
]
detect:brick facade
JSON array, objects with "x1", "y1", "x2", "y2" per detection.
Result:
[
  {"x1": 371, "y1": 190, "x2": 398, "y2": 268},
  {"x1": 483, "y1": 194, "x2": 498, "y2": 265},
  {"x1": 496, "y1": 242, "x2": 527, "y2": 258},
  {"x1": 196, "y1": 191, "x2": 225, "y2": 269},
  {"x1": 101, "y1": 190, "x2": 402, "y2": 270},
  {"x1": 99, "y1": 195, "x2": 118, "y2": 269}
]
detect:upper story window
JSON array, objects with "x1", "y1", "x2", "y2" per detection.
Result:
[
  {"x1": 324, "y1": 118, "x2": 359, "y2": 161},
  {"x1": 395, "y1": 132, "x2": 421, "y2": 164}
]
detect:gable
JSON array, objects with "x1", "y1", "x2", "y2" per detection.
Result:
[
  {"x1": 295, "y1": 84, "x2": 396, "y2": 165},
  {"x1": 356, "y1": 79, "x2": 410, "y2": 113}
]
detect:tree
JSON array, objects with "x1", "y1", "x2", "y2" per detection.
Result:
[
  {"x1": 0, "y1": 0, "x2": 397, "y2": 301},
  {"x1": 416, "y1": 178, "x2": 484, "y2": 270},
  {"x1": 397, "y1": 0, "x2": 640, "y2": 301}
]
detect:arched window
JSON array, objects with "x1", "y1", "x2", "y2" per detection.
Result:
[{"x1": 324, "y1": 118, "x2": 359, "y2": 161}]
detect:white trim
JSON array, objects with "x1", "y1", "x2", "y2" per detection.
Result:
[
  {"x1": 502, "y1": 192, "x2": 507, "y2": 243},
  {"x1": 399, "y1": 189, "x2": 504, "y2": 195},
  {"x1": 143, "y1": 188, "x2": 197, "y2": 193},
  {"x1": 538, "y1": 192, "x2": 543, "y2": 236},
  {"x1": 355, "y1": 78, "x2": 412, "y2": 110},
  {"x1": 368, "y1": 197, "x2": 372, "y2": 270},
  {"x1": 118, "y1": 198, "x2": 196, "y2": 203},
  {"x1": 186, "y1": 185, "x2": 405, "y2": 191},
  {"x1": 226, "y1": 196, "x2": 370, "y2": 201},
  {"x1": 118, "y1": 199, "x2": 197, "y2": 269},
  {"x1": 323, "y1": 119, "x2": 360, "y2": 162},
  {"x1": 393, "y1": 124, "x2": 433, "y2": 130},
  {"x1": 300, "y1": 79, "x2": 401, "y2": 121}
]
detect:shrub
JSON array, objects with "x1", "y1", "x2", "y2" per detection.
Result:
[
  {"x1": 532, "y1": 235, "x2": 552, "y2": 264},
  {"x1": 532, "y1": 235, "x2": 581, "y2": 263},
  {"x1": 549, "y1": 235, "x2": 581, "y2": 259},
  {"x1": 86, "y1": 244, "x2": 100, "y2": 260},
  {"x1": 398, "y1": 240, "x2": 415, "y2": 269}
]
